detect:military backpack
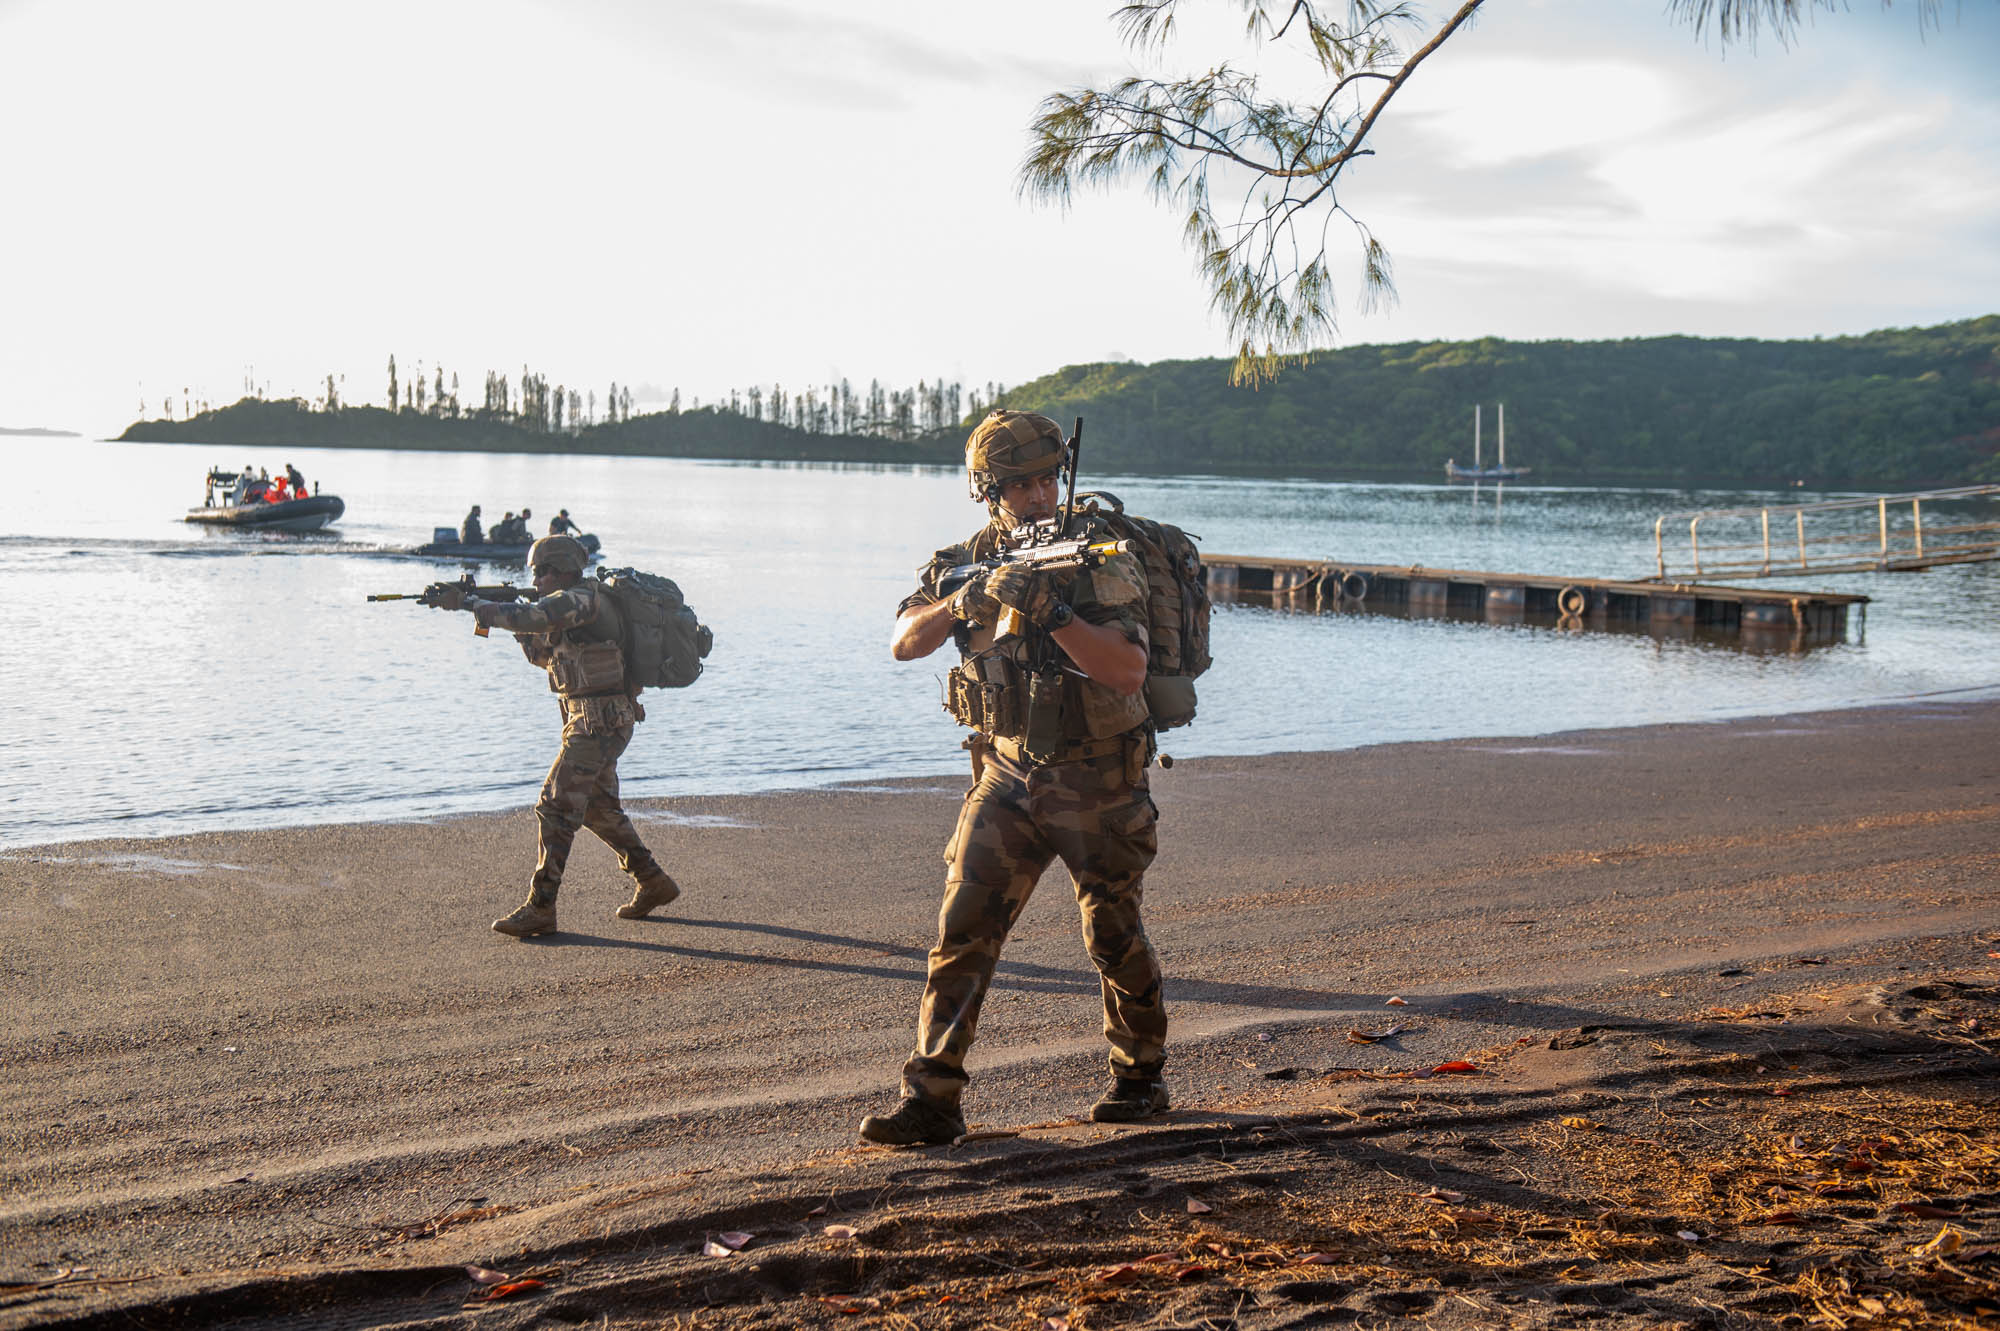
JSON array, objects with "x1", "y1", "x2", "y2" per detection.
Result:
[
  {"x1": 1077, "y1": 495, "x2": 1211, "y2": 730},
  {"x1": 593, "y1": 566, "x2": 714, "y2": 690}
]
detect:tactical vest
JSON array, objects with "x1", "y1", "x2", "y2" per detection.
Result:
[
  {"x1": 939, "y1": 526, "x2": 1150, "y2": 759},
  {"x1": 546, "y1": 583, "x2": 629, "y2": 699}
]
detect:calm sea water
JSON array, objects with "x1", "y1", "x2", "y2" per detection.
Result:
[{"x1": 3, "y1": 438, "x2": 1996, "y2": 850}]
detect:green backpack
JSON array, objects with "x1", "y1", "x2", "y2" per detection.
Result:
[
  {"x1": 594, "y1": 567, "x2": 713, "y2": 690},
  {"x1": 1078, "y1": 496, "x2": 1212, "y2": 729}
]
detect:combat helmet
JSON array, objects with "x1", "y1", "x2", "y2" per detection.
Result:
[
  {"x1": 527, "y1": 534, "x2": 589, "y2": 577},
  {"x1": 965, "y1": 410, "x2": 1067, "y2": 502}
]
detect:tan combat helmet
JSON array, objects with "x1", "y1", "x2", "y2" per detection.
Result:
[
  {"x1": 527, "y1": 534, "x2": 589, "y2": 577},
  {"x1": 965, "y1": 409, "x2": 1067, "y2": 502}
]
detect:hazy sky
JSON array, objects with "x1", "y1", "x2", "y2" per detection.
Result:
[{"x1": 2, "y1": 0, "x2": 1995, "y2": 436}]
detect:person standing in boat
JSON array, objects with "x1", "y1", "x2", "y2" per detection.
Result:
[
  {"x1": 285, "y1": 463, "x2": 306, "y2": 496},
  {"x1": 460, "y1": 504, "x2": 484, "y2": 545},
  {"x1": 418, "y1": 534, "x2": 683, "y2": 936}
]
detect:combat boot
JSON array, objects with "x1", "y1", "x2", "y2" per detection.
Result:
[
  {"x1": 616, "y1": 872, "x2": 681, "y2": 920},
  {"x1": 491, "y1": 900, "x2": 558, "y2": 937},
  {"x1": 1089, "y1": 1077, "x2": 1169, "y2": 1123},
  {"x1": 857, "y1": 1097, "x2": 965, "y2": 1147}
]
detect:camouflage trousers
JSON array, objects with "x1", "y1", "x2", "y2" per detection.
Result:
[
  {"x1": 902, "y1": 734, "x2": 1165, "y2": 1107},
  {"x1": 528, "y1": 697, "x2": 664, "y2": 907}
]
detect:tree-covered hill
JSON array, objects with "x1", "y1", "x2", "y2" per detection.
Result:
[
  {"x1": 119, "y1": 398, "x2": 961, "y2": 466},
  {"x1": 994, "y1": 317, "x2": 2000, "y2": 487},
  {"x1": 118, "y1": 318, "x2": 2000, "y2": 487}
]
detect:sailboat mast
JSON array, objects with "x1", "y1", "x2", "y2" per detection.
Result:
[
  {"x1": 1473, "y1": 405, "x2": 1481, "y2": 470},
  {"x1": 1498, "y1": 402, "x2": 1505, "y2": 469}
]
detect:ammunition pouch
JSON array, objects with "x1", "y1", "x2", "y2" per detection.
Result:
[
  {"x1": 944, "y1": 656, "x2": 1022, "y2": 738},
  {"x1": 552, "y1": 637, "x2": 626, "y2": 697},
  {"x1": 1142, "y1": 673, "x2": 1198, "y2": 730}
]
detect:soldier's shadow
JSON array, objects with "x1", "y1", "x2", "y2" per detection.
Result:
[{"x1": 542, "y1": 916, "x2": 1612, "y2": 1028}]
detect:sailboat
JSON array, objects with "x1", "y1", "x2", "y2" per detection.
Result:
[{"x1": 1444, "y1": 403, "x2": 1529, "y2": 481}]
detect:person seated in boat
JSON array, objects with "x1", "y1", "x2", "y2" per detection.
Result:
[
  {"x1": 518, "y1": 507, "x2": 533, "y2": 539},
  {"x1": 461, "y1": 505, "x2": 484, "y2": 545},
  {"x1": 548, "y1": 508, "x2": 578, "y2": 536},
  {"x1": 494, "y1": 512, "x2": 520, "y2": 543}
]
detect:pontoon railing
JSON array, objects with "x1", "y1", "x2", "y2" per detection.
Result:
[{"x1": 1651, "y1": 485, "x2": 2000, "y2": 582}]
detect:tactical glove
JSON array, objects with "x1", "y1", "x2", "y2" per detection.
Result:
[
  {"x1": 987, "y1": 563, "x2": 1071, "y2": 630},
  {"x1": 419, "y1": 582, "x2": 466, "y2": 611},
  {"x1": 948, "y1": 570, "x2": 1001, "y2": 626}
]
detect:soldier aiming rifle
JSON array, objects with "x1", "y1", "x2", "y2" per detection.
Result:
[{"x1": 370, "y1": 535, "x2": 684, "y2": 936}]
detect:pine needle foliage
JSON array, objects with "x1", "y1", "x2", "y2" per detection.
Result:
[
  {"x1": 1021, "y1": 0, "x2": 1944, "y2": 387},
  {"x1": 1020, "y1": 0, "x2": 1484, "y2": 386},
  {"x1": 1668, "y1": 0, "x2": 1942, "y2": 49}
]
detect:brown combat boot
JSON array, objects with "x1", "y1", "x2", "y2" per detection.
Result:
[
  {"x1": 617, "y1": 872, "x2": 681, "y2": 920},
  {"x1": 858, "y1": 1097, "x2": 965, "y2": 1147},
  {"x1": 1089, "y1": 1077, "x2": 1169, "y2": 1122},
  {"x1": 492, "y1": 900, "x2": 558, "y2": 937}
]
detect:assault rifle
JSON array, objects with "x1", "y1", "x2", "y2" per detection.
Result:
[
  {"x1": 933, "y1": 527, "x2": 1133, "y2": 599},
  {"x1": 367, "y1": 574, "x2": 531, "y2": 636}
]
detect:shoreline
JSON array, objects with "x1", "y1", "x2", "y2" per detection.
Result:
[
  {"x1": 8, "y1": 686, "x2": 1998, "y2": 855},
  {"x1": 3, "y1": 694, "x2": 1995, "y2": 1326}
]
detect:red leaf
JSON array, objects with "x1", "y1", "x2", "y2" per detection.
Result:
[
  {"x1": 1771, "y1": 1086, "x2": 1793, "y2": 1097},
  {"x1": 1898, "y1": 1203, "x2": 1960, "y2": 1219},
  {"x1": 1172, "y1": 1263, "x2": 1210, "y2": 1282},
  {"x1": 1747, "y1": 1211, "x2": 1804, "y2": 1225},
  {"x1": 1296, "y1": 1251, "x2": 1340, "y2": 1265},
  {"x1": 1096, "y1": 1263, "x2": 1145, "y2": 1285},
  {"x1": 478, "y1": 1278, "x2": 545, "y2": 1301},
  {"x1": 1186, "y1": 1199, "x2": 1214, "y2": 1214},
  {"x1": 1432, "y1": 1060, "x2": 1479, "y2": 1074}
]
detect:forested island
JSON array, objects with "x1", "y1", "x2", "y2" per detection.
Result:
[{"x1": 118, "y1": 317, "x2": 2000, "y2": 487}]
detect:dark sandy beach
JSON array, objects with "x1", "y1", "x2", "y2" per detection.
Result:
[{"x1": 2, "y1": 697, "x2": 1995, "y2": 1329}]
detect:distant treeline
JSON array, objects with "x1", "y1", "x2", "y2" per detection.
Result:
[
  {"x1": 118, "y1": 398, "x2": 963, "y2": 466},
  {"x1": 990, "y1": 317, "x2": 2000, "y2": 487},
  {"x1": 118, "y1": 318, "x2": 2000, "y2": 486}
]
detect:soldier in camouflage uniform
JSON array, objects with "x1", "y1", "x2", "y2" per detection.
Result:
[
  {"x1": 859, "y1": 410, "x2": 1169, "y2": 1147},
  {"x1": 423, "y1": 534, "x2": 682, "y2": 937}
]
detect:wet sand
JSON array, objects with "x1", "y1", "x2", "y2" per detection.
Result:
[{"x1": 2, "y1": 696, "x2": 1996, "y2": 1328}]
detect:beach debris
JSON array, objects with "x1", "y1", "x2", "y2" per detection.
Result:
[
  {"x1": 1385, "y1": 996, "x2": 1408, "y2": 1006},
  {"x1": 1560, "y1": 1117, "x2": 1600, "y2": 1131},
  {"x1": 821, "y1": 1295, "x2": 881, "y2": 1313},
  {"x1": 824, "y1": 1224, "x2": 858, "y2": 1240},
  {"x1": 1442, "y1": 1208, "x2": 1498, "y2": 1226},
  {"x1": 806, "y1": 1203, "x2": 828, "y2": 1216},
  {"x1": 471, "y1": 1278, "x2": 545, "y2": 1302},
  {"x1": 1296, "y1": 1251, "x2": 1340, "y2": 1265},
  {"x1": 1096, "y1": 1262, "x2": 1146, "y2": 1284},
  {"x1": 1347, "y1": 1023, "x2": 1404, "y2": 1044},
  {"x1": 1186, "y1": 1198, "x2": 1214, "y2": 1214},
  {"x1": 1413, "y1": 1187, "x2": 1467, "y2": 1204},
  {"x1": 463, "y1": 1265, "x2": 511, "y2": 1285},
  {"x1": 702, "y1": 1231, "x2": 754, "y2": 1257},
  {"x1": 1676, "y1": 1230, "x2": 1705, "y2": 1242},
  {"x1": 1045, "y1": 1317, "x2": 1072, "y2": 1331},
  {"x1": 955, "y1": 1129, "x2": 1020, "y2": 1143},
  {"x1": 1912, "y1": 1224, "x2": 1967, "y2": 1258},
  {"x1": 1896, "y1": 1202, "x2": 1960, "y2": 1219},
  {"x1": 1432, "y1": 1060, "x2": 1480, "y2": 1074},
  {"x1": 1262, "y1": 1067, "x2": 1302, "y2": 1080},
  {"x1": 1254, "y1": 1031, "x2": 1274, "y2": 1042}
]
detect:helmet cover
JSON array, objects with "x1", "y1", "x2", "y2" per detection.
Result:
[
  {"x1": 528, "y1": 535, "x2": 589, "y2": 576},
  {"x1": 965, "y1": 410, "x2": 1067, "y2": 501}
]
